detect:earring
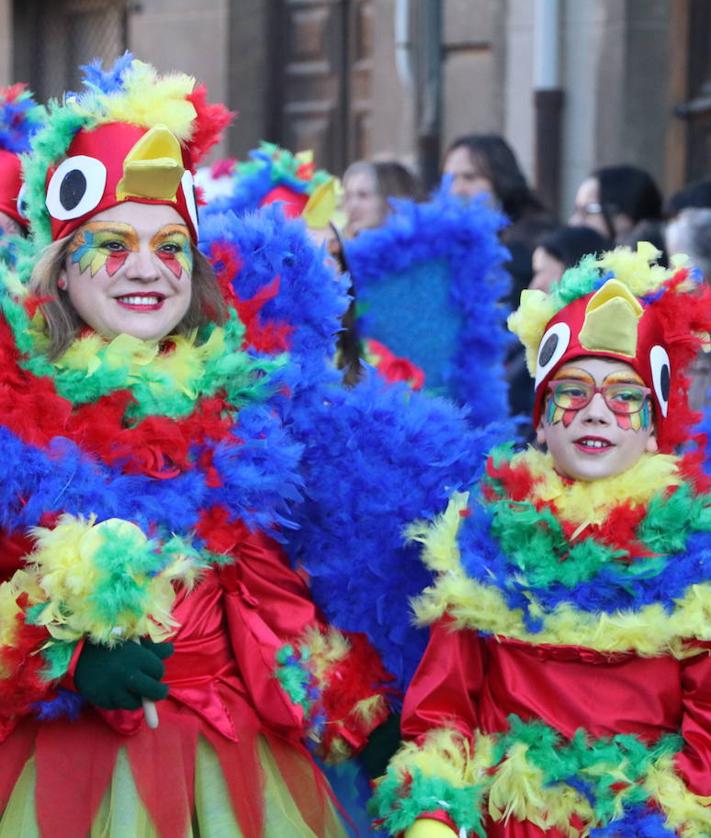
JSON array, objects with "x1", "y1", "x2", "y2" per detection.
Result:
[{"x1": 57, "y1": 276, "x2": 67, "y2": 290}]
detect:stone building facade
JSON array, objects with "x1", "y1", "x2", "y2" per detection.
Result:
[{"x1": 1, "y1": 0, "x2": 709, "y2": 217}]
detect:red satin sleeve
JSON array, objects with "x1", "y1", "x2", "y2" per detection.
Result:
[
  {"x1": 676, "y1": 647, "x2": 711, "y2": 796},
  {"x1": 218, "y1": 530, "x2": 321, "y2": 735},
  {"x1": 401, "y1": 617, "x2": 485, "y2": 742},
  {"x1": 0, "y1": 529, "x2": 34, "y2": 579},
  {"x1": 224, "y1": 529, "x2": 321, "y2": 633}
]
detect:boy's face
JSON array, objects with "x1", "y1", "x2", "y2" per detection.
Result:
[{"x1": 537, "y1": 357, "x2": 658, "y2": 481}]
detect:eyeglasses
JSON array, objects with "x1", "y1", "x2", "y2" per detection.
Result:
[
  {"x1": 547, "y1": 378, "x2": 652, "y2": 416},
  {"x1": 571, "y1": 201, "x2": 603, "y2": 218}
]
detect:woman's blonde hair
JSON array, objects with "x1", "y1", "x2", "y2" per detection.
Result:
[{"x1": 29, "y1": 235, "x2": 228, "y2": 359}]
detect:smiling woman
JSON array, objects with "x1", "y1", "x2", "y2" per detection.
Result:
[
  {"x1": 0, "y1": 55, "x2": 392, "y2": 838},
  {"x1": 30, "y1": 202, "x2": 225, "y2": 357}
]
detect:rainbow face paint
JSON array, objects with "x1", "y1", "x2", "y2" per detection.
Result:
[
  {"x1": 546, "y1": 369, "x2": 594, "y2": 427},
  {"x1": 68, "y1": 221, "x2": 138, "y2": 277},
  {"x1": 602, "y1": 371, "x2": 651, "y2": 431},
  {"x1": 546, "y1": 368, "x2": 652, "y2": 431},
  {"x1": 151, "y1": 224, "x2": 192, "y2": 279}
]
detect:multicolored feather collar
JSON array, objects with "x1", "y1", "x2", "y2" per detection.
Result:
[{"x1": 410, "y1": 446, "x2": 711, "y2": 657}]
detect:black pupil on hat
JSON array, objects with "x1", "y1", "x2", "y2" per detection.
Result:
[
  {"x1": 539, "y1": 333, "x2": 559, "y2": 367},
  {"x1": 60, "y1": 170, "x2": 87, "y2": 211},
  {"x1": 660, "y1": 364, "x2": 670, "y2": 401}
]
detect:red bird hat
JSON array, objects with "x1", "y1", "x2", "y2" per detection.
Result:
[
  {"x1": 509, "y1": 244, "x2": 711, "y2": 452},
  {"x1": 530, "y1": 280, "x2": 670, "y2": 435},
  {"x1": 22, "y1": 54, "x2": 233, "y2": 248},
  {"x1": 45, "y1": 122, "x2": 200, "y2": 243}
]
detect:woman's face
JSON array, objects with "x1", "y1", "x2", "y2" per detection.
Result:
[
  {"x1": 570, "y1": 177, "x2": 636, "y2": 240},
  {"x1": 61, "y1": 202, "x2": 193, "y2": 342},
  {"x1": 443, "y1": 146, "x2": 495, "y2": 200},
  {"x1": 530, "y1": 246, "x2": 565, "y2": 293},
  {"x1": 343, "y1": 169, "x2": 386, "y2": 237}
]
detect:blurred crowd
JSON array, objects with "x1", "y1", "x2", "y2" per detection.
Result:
[{"x1": 338, "y1": 134, "x2": 711, "y2": 420}]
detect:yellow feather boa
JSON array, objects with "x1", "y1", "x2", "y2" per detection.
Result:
[
  {"x1": 408, "y1": 451, "x2": 711, "y2": 657},
  {"x1": 382, "y1": 727, "x2": 711, "y2": 836}
]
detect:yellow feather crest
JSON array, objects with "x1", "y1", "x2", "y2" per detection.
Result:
[
  {"x1": 72, "y1": 60, "x2": 197, "y2": 142},
  {"x1": 507, "y1": 289, "x2": 558, "y2": 375},
  {"x1": 594, "y1": 241, "x2": 669, "y2": 298}
]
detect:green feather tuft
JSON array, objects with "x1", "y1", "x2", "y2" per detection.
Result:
[{"x1": 369, "y1": 766, "x2": 486, "y2": 837}]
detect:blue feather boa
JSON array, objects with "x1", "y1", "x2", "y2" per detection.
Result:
[
  {"x1": 286, "y1": 370, "x2": 512, "y2": 693},
  {"x1": 344, "y1": 183, "x2": 512, "y2": 425},
  {"x1": 0, "y1": 404, "x2": 301, "y2": 540},
  {"x1": 199, "y1": 204, "x2": 349, "y2": 399},
  {"x1": 199, "y1": 204, "x2": 514, "y2": 692}
]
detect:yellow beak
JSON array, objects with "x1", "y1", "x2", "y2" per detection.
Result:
[
  {"x1": 116, "y1": 125, "x2": 185, "y2": 202},
  {"x1": 579, "y1": 279, "x2": 644, "y2": 358}
]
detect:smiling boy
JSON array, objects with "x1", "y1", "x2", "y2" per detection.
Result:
[{"x1": 370, "y1": 244, "x2": 711, "y2": 836}]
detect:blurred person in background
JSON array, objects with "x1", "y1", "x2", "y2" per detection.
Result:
[
  {"x1": 342, "y1": 160, "x2": 423, "y2": 239},
  {"x1": 570, "y1": 164, "x2": 663, "y2": 244},
  {"x1": 667, "y1": 177, "x2": 711, "y2": 221},
  {"x1": 531, "y1": 225, "x2": 613, "y2": 293},
  {"x1": 443, "y1": 133, "x2": 556, "y2": 306},
  {"x1": 666, "y1": 177, "x2": 711, "y2": 274},
  {"x1": 667, "y1": 209, "x2": 711, "y2": 282},
  {"x1": 665, "y1": 203, "x2": 711, "y2": 412}
]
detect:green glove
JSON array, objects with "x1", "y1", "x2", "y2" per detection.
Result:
[
  {"x1": 75, "y1": 638, "x2": 173, "y2": 710},
  {"x1": 359, "y1": 712, "x2": 401, "y2": 779}
]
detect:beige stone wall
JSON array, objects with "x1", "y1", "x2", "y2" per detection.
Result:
[
  {"x1": 369, "y1": 0, "x2": 416, "y2": 166},
  {"x1": 502, "y1": 0, "x2": 535, "y2": 181},
  {"x1": 128, "y1": 0, "x2": 231, "y2": 157},
  {"x1": 559, "y1": 0, "x2": 671, "y2": 215},
  {"x1": 441, "y1": 0, "x2": 505, "y2": 149},
  {"x1": 0, "y1": 0, "x2": 11, "y2": 86}
]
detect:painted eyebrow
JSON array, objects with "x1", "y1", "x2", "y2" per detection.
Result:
[
  {"x1": 151, "y1": 225, "x2": 190, "y2": 237},
  {"x1": 86, "y1": 224, "x2": 137, "y2": 236},
  {"x1": 603, "y1": 372, "x2": 645, "y2": 386},
  {"x1": 551, "y1": 368, "x2": 594, "y2": 382}
]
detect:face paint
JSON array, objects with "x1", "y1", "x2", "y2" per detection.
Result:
[
  {"x1": 602, "y1": 371, "x2": 651, "y2": 432},
  {"x1": 151, "y1": 224, "x2": 192, "y2": 279},
  {"x1": 547, "y1": 369, "x2": 592, "y2": 427},
  {"x1": 67, "y1": 221, "x2": 138, "y2": 277}
]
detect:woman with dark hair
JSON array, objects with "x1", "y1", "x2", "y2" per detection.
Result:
[
  {"x1": 570, "y1": 164, "x2": 663, "y2": 243},
  {"x1": 531, "y1": 225, "x2": 613, "y2": 292},
  {"x1": 444, "y1": 134, "x2": 546, "y2": 222},
  {"x1": 443, "y1": 134, "x2": 555, "y2": 303},
  {"x1": 343, "y1": 160, "x2": 423, "y2": 238},
  {"x1": 443, "y1": 134, "x2": 555, "y2": 418}
]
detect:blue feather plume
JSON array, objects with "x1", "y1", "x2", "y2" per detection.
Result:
[
  {"x1": 79, "y1": 51, "x2": 134, "y2": 95},
  {"x1": 0, "y1": 84, "x2": 43, "y2": 154}
]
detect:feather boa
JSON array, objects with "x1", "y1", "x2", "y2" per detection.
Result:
[
  {"x1": 275, "y1": 626, "x2": 392, "y2": 762},
  {"x1": 371, "y1": 717, "x2": 710, "y2": 836},
  {"x1": 0, "y1": 264, "x2": 302, "y2": 718},
  {"x1": 199, "y1": 202, "x2": 349, "y2": 401},
  {"x1": 0, "y1": 83, "x2": 43, "y2": 154},
  {"x1": 198, "y1": 205, "x2": 513, "y2": 695},
  {"x1": 411, "y1": 446, "x2": 711, "y2": 656},
  {"x1": 285, "y1": 369, "x2": 512, "y2": 695},
  {"x1": 343, "y1": 183, "x2": 512, "y2": 425}
]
